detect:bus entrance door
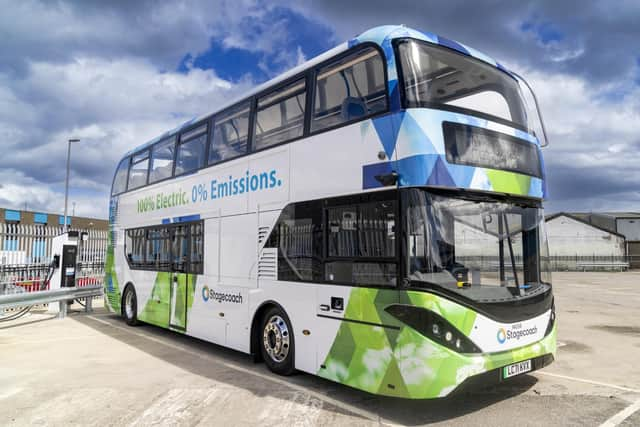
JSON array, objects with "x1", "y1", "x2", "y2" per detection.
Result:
[{"x1": 169, "y1": 273, "x2": 189, "y2": 330}]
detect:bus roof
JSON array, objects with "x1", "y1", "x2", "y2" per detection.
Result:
[{"x1": 124, "y1": 25, "x2": 507, "y2": 157}]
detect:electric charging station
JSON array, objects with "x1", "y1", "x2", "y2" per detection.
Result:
[{"x1": 47, "y1": 231, "x2": 80, "y2": 314}]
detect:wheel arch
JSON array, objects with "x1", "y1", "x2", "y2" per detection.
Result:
[
  {"x1": 120, "y1": 281, "x2": 136, "y2": 317},
  {"x1": 250, "y1": 300, "x2": 293, "y2": 362}
]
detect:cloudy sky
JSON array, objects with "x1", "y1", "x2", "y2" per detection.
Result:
[{"x1": 1, "y1": 0, "x2": 639, "y2": 219}]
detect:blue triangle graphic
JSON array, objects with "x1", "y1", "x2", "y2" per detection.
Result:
[
  {"x1": 401, "y1": 112, "x2": 437, "y2": 154},
  {"x1": 373, "y1": 111, "x2": 403, "y2": 159},
  {"x1": 427, "y1": 156, "x2": 456, "y2": 186},
  {"x1": 446, "y1": 163, "x2": 475, "y2": 188},
  {"x1": 437, "y1": 36, "x2": 470, "y2": 56}
]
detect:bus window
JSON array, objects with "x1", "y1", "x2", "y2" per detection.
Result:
[
  {"x1": 127, "y1": 150, "x2": 150, "y2": 190},
  {"x1": 265, "y1": 194, "x2": 397, "y2": 286},
  {"x1": 175, "y1": 124, "x2": 207, "y2": 176},
  {"x1": 127, "y1": 222, "x2": 202, "y2": 272},
  {"x1": 325, "y1": 199, "x2": 396, "y2": 286},
  {"x1": 112, "y1": 157, "x2": 130, "y2": 195},
  {"x1": 172, "y1": 226, "x2": 189, "y2": 272},
  {"x1": 396, "y1": 39, "x2": 527, "y2": 129},
  {"x1": 126, "y1": 228, "x2": 146, "y2": 268},
  {"x1": 265, "y1": 200, "x2": 323, "y2": 282},
  {"x1": 254, "y1": 78, "x2": 306, "y2": 150},
  {"x1": 327, "y1": 201, "x2": 396, "y2": 258},
  {"x1": 146, "y1": 227, "x2": 171, "y2": 270},
  {"x1": 311, "y1": 47, "x2": 387, "y2": 132},
  {"x1": 149, "y1": 137, "x2": 175, "y2": 183},
  {"x1": 209, "y1": 102, "x2": 251, "y2": 164},
  {"x1": 189, "y1": 222, "x2": 204, "y2": 274}
]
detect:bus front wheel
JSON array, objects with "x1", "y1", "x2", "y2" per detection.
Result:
[
  {"x1": 260, "y1": 307, "x2": 295, "y2": 375},
  {"x1": 122, "y1": 285, "x2": 139, "y2": 326}
]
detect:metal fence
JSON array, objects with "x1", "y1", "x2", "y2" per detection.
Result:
[
  {"x1": 0, "y1": 223, "x2": 107, "y2": 295},
  {"x1": 547, "y1": 255, "x2": 637, "y2": 272},
  {"x1": 458, "y1": 255, "x2": 636, "y2": 272}
]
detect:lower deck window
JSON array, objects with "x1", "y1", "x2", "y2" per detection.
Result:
[
  {"x1": 265, "y1": 192, "x2": 398, "y2": 287},
  {"x1": 125, "y1": 220, "x2": 203, "y2": 274}
]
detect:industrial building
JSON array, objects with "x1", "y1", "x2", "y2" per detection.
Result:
[
  {"x1": 0, "y1": 208, "x2": 107, "y2": 231},
  {"x1": 546, "y1": 212, "x2": 640, "y2": 270},
  {"x1": 0, "y1": 208, "x2": 108, "y2": 264}
]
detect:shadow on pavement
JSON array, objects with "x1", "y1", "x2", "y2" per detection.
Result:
[
  {"x1": 73, "y1": 311, "x2": 537, "y2": 426},
  {"x1": 0, "y1": 311, "x2": 58, "y2": 330}
]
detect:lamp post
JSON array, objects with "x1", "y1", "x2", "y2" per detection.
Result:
[{"x1": 63, "y1": 138, "x2": 80, "y2": 232}]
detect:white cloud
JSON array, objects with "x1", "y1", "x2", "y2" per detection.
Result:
[
  {"x1": 1, "y1": 0, "x2": 639, "y2": 220},
  {"x1": 0, "y1": 55, "x2": 253, "y2": 219},
  {"x1": 508, "y1": 68, "x2": 640, "y2": 211}
]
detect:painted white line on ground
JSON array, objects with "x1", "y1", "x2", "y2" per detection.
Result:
[
  {"x1": 86, "y1": 315, "x2": 389, "y2": 425},
  {"x1": 3, "y1": 335, "x2": 103, "y2": 346},
  {"x1": 557, "y1": 341, "x2": 567, "y2": 348},
  {"x1": 537, "y1": 371, "x2": 640, "y2": 394},
  {"x1": 0, "y1": 387, "x2": 23, "y2": 401},
  {"x1": 599, "y1": 398, "x2": 640, "y2": 427}
]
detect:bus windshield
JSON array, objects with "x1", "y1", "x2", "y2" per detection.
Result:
[
  {"x1": 397, "y1": 38, "x2": 547, "y2": 144},
  {"x1": 405, "y1": 189, "x2": 551, "y2": 301}
]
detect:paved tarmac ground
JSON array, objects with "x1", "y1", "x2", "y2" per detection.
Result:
[{"x1": 1, "y1": 271, "x2": 640, "y2": 426}]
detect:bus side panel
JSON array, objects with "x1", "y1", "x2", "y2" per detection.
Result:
[
  {"x1": 186, "y1": 214, "x2": 254, "y2": 352},
  {"x1": 134, "y1": 269, "x2": 170, "y2": 327},
  {"x1": 289, "y1": 122, "x2": 385, "y2": 203},
  {"x1": 251, "y1": 280, "x2": 318, "y2": 374},
  {"x1": 248, "y1": 146, "x2": 290, "y2": 213}
]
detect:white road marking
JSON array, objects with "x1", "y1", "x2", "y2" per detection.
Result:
[
  {"x1": 537, "y1": 371, "x2": 640, "y2": 394},
  {"x1": 557, "y1": 341, "x2": 567, "y2": 348},
  {"x1": 87, "y1": 315, "x2": 387, "y2": 425},
  {"x1": 599, "y1": 397, "x2": 640, "y2": 427},
  {"x1": 3, "y1": 335, "x2": 103, "y2": 346},
  {"x1": 0, "y1": 387, "x2": 22, "y2": 401}
]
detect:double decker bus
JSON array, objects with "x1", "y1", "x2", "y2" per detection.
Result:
[{"x1": 105, "y1": 25, "x2": 556, "y2": 398}]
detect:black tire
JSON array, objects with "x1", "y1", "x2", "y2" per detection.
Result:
[
  {"x1": 260, "y1": 306, "x2": 295, "y2": 375},
  {"x1": 122, "y1": 285, "x2": 139, "y2": 326}
]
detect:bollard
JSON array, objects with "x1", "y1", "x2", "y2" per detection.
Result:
[
  {"x1": 85, "y1": 296, "x2": 93, "y2": 313},
  {"x1": 57, "y1": 300, "x2": 67, "y2": 319}
]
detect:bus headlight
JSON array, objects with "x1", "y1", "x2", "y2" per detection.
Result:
[
  {"x1": 385, "y1": 304, "x2": 482, "y2": 354},
  {"x1": 432, "y1": 323, "x2": 440, "y2": 336}
]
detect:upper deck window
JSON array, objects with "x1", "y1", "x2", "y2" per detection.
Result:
[
  {"x1": 254, "y1": 78, "x2": 306, "y2": 150},
  {"x1": 149, "y1": 137, "x2": 176, "y2": 183},
  {"x1": 127, "y1": 151, "x2": 149, "y2": 191},
  {"x1": 209, "y1": 102, "x2": 250, "y2": 165},
  {"x1": 176, "y1": 124, "x2": 207, "y2": 176},
  {"x1": 397, "y1": 39, "x2": 528, "y2": 130},
  {"x1": 311, "y1": 47, "x2": 387, "y2": 132},
  {"x1": 112, "y1": 157, "x2": 129, "y2": 195}
]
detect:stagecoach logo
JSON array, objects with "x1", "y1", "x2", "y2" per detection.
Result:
[
  {"x1": 497, "y1": 324, "x2": 538, "y2": 344},
  {"x1": 201, "y1": 285, "x2": 243, "y2": 304},
  {"x1": 497, "y1": 328, "x2": 507, "y2": 344}
]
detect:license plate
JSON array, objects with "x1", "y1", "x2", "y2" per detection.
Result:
[{"x1": 503, "y1": 360, "x2": 532, "y2": 379}]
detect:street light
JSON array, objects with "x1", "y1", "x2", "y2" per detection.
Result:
[{"x1": 63, "y1": 138, "x2": 80, "y2": 233}]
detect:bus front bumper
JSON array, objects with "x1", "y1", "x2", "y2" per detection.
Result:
[{"x1": 405, "y1": 323, "x2": 557, "y2": 399}]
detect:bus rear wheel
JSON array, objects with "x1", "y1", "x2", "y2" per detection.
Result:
[
  {"x1": 122, "y1": 285, "x2": 139, "y2": 326},
  {"x1": 260, "y1": 307, "x2": 295, "y2": 375}
]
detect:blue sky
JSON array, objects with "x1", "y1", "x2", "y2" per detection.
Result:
[
  {"x1": 177, "y1": 7, "x2": 334, "y2": 81},
  {"x1": 0, "y1": 0, "x2": 639, "y2": 218}
]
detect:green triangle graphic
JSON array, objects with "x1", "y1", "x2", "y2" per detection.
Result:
[{"x1": 378, "y1": 358, "x2": 410, "y2": 397}]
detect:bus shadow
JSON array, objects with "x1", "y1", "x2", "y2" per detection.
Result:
[{"x1": 74, "y1": 312, "x2": 538, "y2": 425}]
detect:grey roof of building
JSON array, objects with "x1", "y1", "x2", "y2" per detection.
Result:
[{"x1": 545, "y1": 212, "x2": 626, "y2": 238}]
